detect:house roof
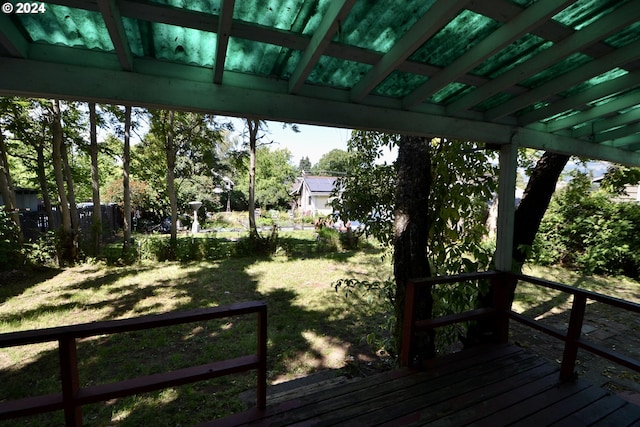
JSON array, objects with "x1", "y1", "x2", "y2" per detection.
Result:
[
  {"x1": 296, "y1": 176, "x2": 337, "y2": 195},
  {"x1": 1, "y1": 0, "x2": 639, "y2": 165}
]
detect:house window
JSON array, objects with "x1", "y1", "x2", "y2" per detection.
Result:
[{"x1": 308, "y1": 196, "x2": 312, "y2": 205}]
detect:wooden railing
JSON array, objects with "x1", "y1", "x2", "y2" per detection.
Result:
[
  {"x1": 0, "y1": 301, "x2": 268, "y2": 426},
  {"x1": 401, "y1": 271, "x2": 640, "y2": 381}
]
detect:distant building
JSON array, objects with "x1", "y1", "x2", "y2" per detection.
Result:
[
  {"x1": 592, "y1": 177, "x2": 640, "y2": 203},
  {"x1": 291, "y1": 175, "x2": 338, "y2": 216},
  {"x1": 0, "y1": 187, "x2": 39, "y2": 211}
]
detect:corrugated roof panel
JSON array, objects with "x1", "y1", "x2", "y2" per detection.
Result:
[
  {"x1": 122, "y1": 18, "x2": 146, "y2": 58},
  {"x1": 307, "y1": 57, "x2": 372, "y2": 89},
  {"x1": 226, "y1": 37, "x2": 294, "y2": 76},
  {"x1": 430, "y1": 82, "x2": 471, "y2": 104},
  {"x1": 338, "y1": 0, "x2": 436, "y2": 53},
  {"x1": 475, "y1": 93, "x2": 514, "y2": 112},
  {"x1": 233, "y1": 0, "x2": 330, "y2": 36},
  {"x1": 561, "y1": 68, "x2": 628, "y2": 99},
  {"x1": 471, "y1": 35, "x2": 553, "y2": 79},
  {"x1": 604, "y1": 22, "x2": 640, "y2": 48},
  {"x1": 372, "y1": 71, "x2": 428, "y2": 98},
  {"x1": 147, "y1": 0, "x2": 222, "y2": 14},
  {"x1": 149, "y1": 23, "x2": 216, "y2": 67},
  {"x1": 520, "y1": 52, "x2": 592, "y2": 89},
  {"x1": 410, "y1": 10, "x2": 501, "y2": 68},
  {"x1": 17, "y1": 5, "x2": 113, "y2": 51},
  {"x1": 552, "y1": 0, "x2": 631, "y2": 31}
]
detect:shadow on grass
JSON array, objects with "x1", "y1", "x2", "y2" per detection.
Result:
[
  {"x1": 0, "y1": 267, "x2": 61, "y2": 304},
  {"x1": 0, "y1": 251, "x2": 388, "y2": 426}
]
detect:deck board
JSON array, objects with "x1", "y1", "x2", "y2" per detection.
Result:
[{"x1": 207, "y1": 344, "x2": 640, "y2": 427}]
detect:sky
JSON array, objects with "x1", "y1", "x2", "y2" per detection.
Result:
[{"x1": 227, "y1": 117, "x2": 397, "y2": 166}]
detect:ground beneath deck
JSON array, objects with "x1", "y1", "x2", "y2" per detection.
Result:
[{"x1": 209, "y1": 344, "x2": 640, "y2": 427}]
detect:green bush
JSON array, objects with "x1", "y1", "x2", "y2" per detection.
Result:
[
  {"x1": 0, "y1": 210, "x2": 22, "y2": 271},
  {"x1": 531, "y1": 172, "x2": 640, "y2": 277}
]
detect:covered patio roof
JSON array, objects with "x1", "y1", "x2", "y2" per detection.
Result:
[{"x1": 0, "y1": 0, "x2": 639, "y2": 166}]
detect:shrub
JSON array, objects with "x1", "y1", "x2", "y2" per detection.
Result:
[{"x1": 0, "y1": 210, "x2": 22, "y2": 271}]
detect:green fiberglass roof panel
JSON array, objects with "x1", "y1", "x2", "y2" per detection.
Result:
[
  {"x1": 338, "y1": 0, "x2": 436, "y2": 53},
  {"x1": 149, "y1": 23, "x2": 216, "y2": 66},
  {"x1": 1, "y1": 0, "x2": 639, "y2": 166},
  {"x1": 147, "y1": 0, "x2": 222, "y2": 15},
  {"x1": 17, "y1": 5, "x2": 114, "y2": 51}
]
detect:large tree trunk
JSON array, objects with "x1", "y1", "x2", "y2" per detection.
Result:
[
  {"x1": 0, "y1": 124, "x2": 23, "y2": 244},
  {"x1": 122, "y1": 106, "x2": 132, "y2": 255},
  {"x1": 511, "y1": 152, "x2": 570, "y2": 266},
  {"x1": 247, "y1": 119, "x2": 259, "y2": 239},
  {"x1": 394, "y1": 135, "x2": 434, "y2": 363},
  {"x1": 166, "y1": 110, "x2": 178, "y2": 255},
  {"x1": 60, "y1": 121, "x2": 80, "y2": 256},
  {"x1": 36, "y1": 131, "x2": 55, "y2": 232},
  {"x1": 51, "y1": 99, "x2": 75, "y2": 265},
  {"x1": 468, "y1": 151, "x2": 570, "y2": 345},
  {"x1": 89, "y1": 102, "x2": 102, "y2": 256}
]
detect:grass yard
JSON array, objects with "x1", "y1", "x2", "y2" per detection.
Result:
[
  {"x1": 1, "y1": 237, "x2": 639, "y2": 426},
  {"x1": 0, "y1": 237, "x2": 392, "y2": 426}
]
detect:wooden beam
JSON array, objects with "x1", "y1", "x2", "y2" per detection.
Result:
[
  {"x1": 448, "y1": 1, "x2": 640, "y2": 114},
  {"x1": 594, "y1": 121, "x2": 640, "y2": 144},
  {"x1": 213, "y1": 0, "x2": 235, "y2": 84},
  {"x1": 546, "y1": 91, "x2": 640, "y2": 132},
  {"x1": 518, "y1": 71, "x2": 640, "y2": 126},
  {"x1": 486, "y1": 39, "x2": 640, "y2": 120},
  {"x1": 572, "y1": 107, "x2": 640, "y2": 139},
  {"x1": 0, "y1": 15, "x2": 29, "y2": 58},
  {"x1": 402, "y1": 0, "x2": 574, "y2": 110},
  {"x1": 97, "y1": 0, "x2": 133, "y2": 71},
  {"x1": 289, "y1": 0, "x2": 357, "y2": 94},
  {"x1": 350, "y1": 0, "x2": 469, "y2": 103}
]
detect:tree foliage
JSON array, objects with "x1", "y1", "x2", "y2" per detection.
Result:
[
  {"x1": 311, "y1": 148, "x2": 350, "y2": 175},
  {"x1": 531, "y1": 171, "x2": 640, "y2": 277}
]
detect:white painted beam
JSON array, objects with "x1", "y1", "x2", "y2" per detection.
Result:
[
  {"x1": 447, "y1": 1, "x2": 640, "y2": 114},
  {"x1": 350, "y1": 0, "x2": 469, "y2": 103},
  {"x1": 486, "y1": 39, "x2": 640, "y2": 120},
  {"x1": 214, "y1": 0, "x2": 235, "y2": 84},
  {"x1": 595, "y1": 122, "x2": 640, "y2": 144},
  {"x1": 402, "y1": 0, "x2": 574, "y2": 110},
  {"x1": 572, "y1": 107, "x2": 640, "y2": 138},
  {"x1": 494, "y1": 141, "x2": 518, "y2": 272},
  {"x1": 289, "y1": 0, "x2": 357, "y2": 94},
  {"x1": 97, "y1": 0, "x2": 133, "y2": 71},
  {"x1": 0, "y1": 15, "x2": 29, "y2": 58}
]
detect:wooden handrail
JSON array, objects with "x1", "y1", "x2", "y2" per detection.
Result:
[
  {"x1": 0, "y1": 301, "x2": 268, "y2": 425},
  {"x1": 401, "y1": 271, "x2": 640, "y2": 381}
]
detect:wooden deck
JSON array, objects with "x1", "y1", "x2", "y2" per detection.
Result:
[{"x1": 210, "y1": 344, "x2": 640, "y2": 427}]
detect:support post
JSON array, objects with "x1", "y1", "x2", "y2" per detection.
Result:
[
  {"x1": 59, "y1": 337, "x2": 82, "y2": 426},
  {"x1": 400, "y1": 280, "x2": 417, "y2": 367},
  {"x1": 256, "y1": 307, "x2": 268, "y2": 409},
  {"x1": 494, "y1": 140, "x2": 518, "y2": 272},
  {"x1": 560, "y1": 294, "x2": 587, "y2": 381}
]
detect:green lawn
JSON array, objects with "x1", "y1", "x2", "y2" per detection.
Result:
[{"x1": 0, "y1": 237, "x2": 392, "y2": 426}]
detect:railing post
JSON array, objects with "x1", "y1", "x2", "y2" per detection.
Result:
[
  {"x1": 560, "y1": 294, "x2": 587, "y2": 381},
  {"x1": 256, "y1": 306, "x2": 267, "y2": 410},
  {"x1": 59, "y1": 336, "x2": 82, "y2": 426},
  {"x1": 400, "y1": 280, "x2": 417, "y2": 367},
  {"x1": 492, "y1": 272, "x2": 516, "y2": 343}
]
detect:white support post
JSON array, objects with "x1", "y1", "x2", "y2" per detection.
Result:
[{"x1": 494, "y1": 139, "x2": 518, "y2": 272}]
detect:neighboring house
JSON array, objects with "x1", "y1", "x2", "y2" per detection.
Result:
[
  {"x1": 0, "y1": 187, "x2": 39, "y2": 211},
  {"x1": 592, "y1": 177, "x2": 640, "y2": 203},
  {"x1": 291, "y1": 175, "x2": 338, "y2": 216}
]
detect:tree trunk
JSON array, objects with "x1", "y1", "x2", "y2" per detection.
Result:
[
  {"x1": 60, "y1": 120, "x2": 80, "y2": 257},
  {"x1": 247, "y1": 119, "x2": 259, "y2": 239},
  {"x1": 51, "y1": 99, "x2": 75, "y2": 265},
  {"x1": 36, "y1": 131, "x2": 55, "y2": 232},
  {"x1": 0, "y1": 124, "x2": 23, "y2": 244},
  {"x1": 122, "y1": 106, "x2": 132, "y2": 255},
  {"x1": 166, "y1": 110, "x2": 178, "y2": 255},
  {"x1": 89, "y1": 102, "x2": 102, "y2": 256},
  {"x1": 394, "y1": 135, "x2": 434, "y2": 363}
]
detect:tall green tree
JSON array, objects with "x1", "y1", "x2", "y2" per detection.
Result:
[
  {"x1": 88, "y1": 102, "x2": 102, "y2": 256},
  {"x1": 312, "y1": 148, "x2": 350, "y2": 175},
  {"x1": 297, "y1": 156, "x2": 311, "y2": 174},
  {"x1": 0, "y1": 98, "x2": 24, "y2": 244}
]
